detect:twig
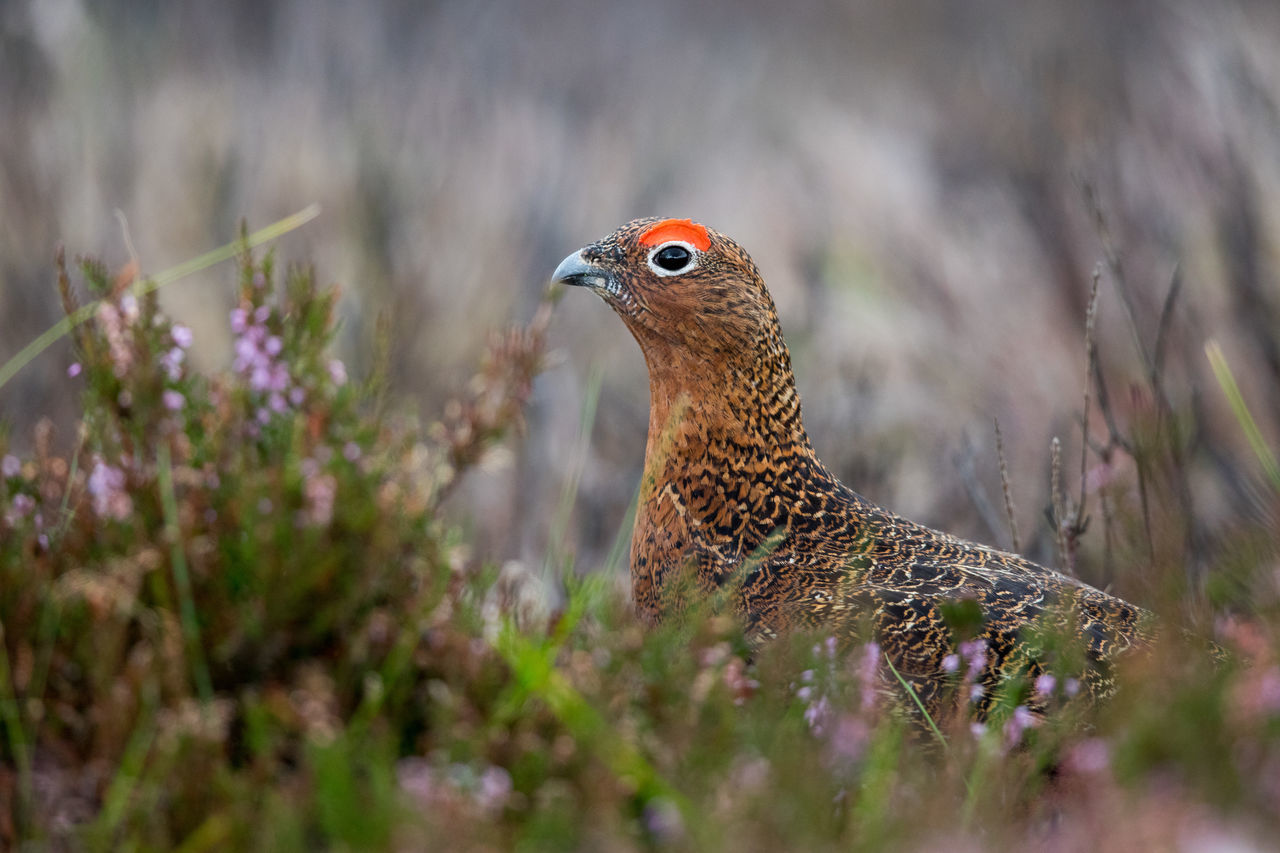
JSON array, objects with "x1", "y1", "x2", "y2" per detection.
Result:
[
  {"x1": 1153, "y1": 263, "x2": 1183, "y2": 381},
  {"x1": 994, "y1": 418, "x2": 1020, "y2": 553},
  {"x1": 1049, "y1": 437, "x2": 1070, "y2": 571},
  {"x1": 1077, "y1": 267, "x2": 1101, "y2": 522}
]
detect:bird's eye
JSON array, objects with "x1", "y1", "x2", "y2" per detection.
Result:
[{"x1": 648, "y1": 242, "x2": 697, "y2": 276}]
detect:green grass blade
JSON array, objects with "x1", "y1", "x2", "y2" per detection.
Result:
[
  {"x1": 882, "y1": 652, "x2": 948, "y2": 750},
  {"x1": 157, "y1": 442, "x2": 213, "y2": 702},
  {"x1": 1206, "y1": 339, "x2": 1280, "y2": 491}
]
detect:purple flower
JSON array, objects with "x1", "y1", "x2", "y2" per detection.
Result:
[
  {"x1": 942, "y1": 653, "x2": 960, "y2": 673},
  {"x1": 829, "y1": 713, "x2": 871, "y2": 764},
  {"x1": 1002, "y1": 704, "x2": 1039, "y2": 749},
  {"x1": 230, "y1": 308, "x2": 247, "y2": 334},
  {"x1": 959, "y1": 638, "x2": 988, "y2": 680},
  {"x1": 87, "y1": 458, "x2": 132, "y2": 520},
  {"x1": 474, "y1": 766, "x2": 512, "y2": 814},
  {"x1": 171, "y1": 324, "x2": 193, "y2": 349},
  {"x1": 1066, "y1": 738, "x2": 1110, "y2": 774},
  {"x1": 2, "y1": 455, "x2": 19, "y2": 478},
  {"x1": 289, "y1": 386, "x2": 306, "y2": 406},
  {"x1": 253, "y1": 305, "x2": 271, "y2": 324},
  {"x1": 163, "y1": 389, "x2": 186, "y2": 411},
  {"x1": 160, "y1": 347, "x2": 185, "y2": 381},
  {"x1": 343, "y1": 442, "x2": 362, "y2": 462},
  {"x1": 858, "y1": 641, "x2": 881, "y2": 712},
  {"x1": 268, "y1": 364, "x2": 289, "y2": 392},
  {"x1": 250, "y1": 365, "x2": 272, "y2": 392},
  {"x1": 11, "y1": 494, "x2": 35, "y2": 517},
  {"x1": 265, "y1": 335, "x2": 283, "y2": 356},
  {"x1": 328, "y1": 359, "x2": 348, "y2": 387},
  {"x1": 67, "y1": 362, "x2": 82, "y2": 378},
  {"x1": 1034, "y1": 674, "x2": 1057, "y2": 699},
  {"x1": 804, "y1": 694, "x2": 832, "y2": 735}
]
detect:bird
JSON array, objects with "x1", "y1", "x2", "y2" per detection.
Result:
[{"x1": 552, "y1": 217, "x2": 1149, "y2": 719}]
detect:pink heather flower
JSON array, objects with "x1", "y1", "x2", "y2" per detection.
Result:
[
  {"x1": 252, "y1": 271, "x2": 267, "y2": 289},
  {"x1": 67, "y1": 362, "x2": 82, "y2": 378},
  {"x1": 160, "y1": 347, "x2": 185, "y2": 380},
  {"x1": 250, "y1": 365, "x2": 272, "y2": 392},
  {"x1": 960, "y1": 638, "x2": 988, "y2": 680},
  {"x1": 1065, "y1": 738, "x2": 1110, "y2": 774},
  {"x1": 289, "y1": 386, "x2": 306, "y2": 406},
  {"x1": 2, "y1": 455, "x2": 19, "y2": 478},
  {"x1": 343, "y1": 442, "x2": 362, "y2": 462},
  {"x1": 1003, "y1": 704, "x2": 1039, "y2": 749},
  {"x1": 396, "y1": 758, "x2": 435, "y2": 804},
  {"x1": 858, "y1": 641, "x2": 881, "y2": 712},
  {"x1": 233, "y1": 337, "x2": 257, "y2": 371},
  {"x1": 163, "y1": 390, "x2": 186, "y2": 411},
  {"x1": 1256, "y1": 668, "x2": 1280, "y2": 715},
  {"x1": 87, "y1": 459, "x2": 133, "y2": 521},
  {"x1": 253, "y1": 305, "x2": 271, "y2": 324},
  {"x1": 230, "y1": 308, "x2": 248, "y2": 334},
  {"x1": 328, "y1": 359, "x2": 348, "y2": 387},
  {"x1": 269, "y1": 392, "x2": 287, "y2": 413},
  {"x1": 265, "y1": 335, "x2": 283, "y2": 356},
  {"x1": 120, "y1": 292, "x2": 139, "y2": 321},
  {"x1": 804, "y1": 694, "x2": 832, "y2": 735},
  {"x1": 171, "y1": 324, "x2": 193, "y2": 349},
  {"x1": 830, "y1": 713, "x2": 871, "y2": 764},
  {"x1": 11, "y1": 494, "x2": 35, "y2": 517},
  {"x1": 1065, "y1": 677, "x2": 1081, "y2": 698},
  {"x1": 269, "y1": 364, "x2": 289, "y2": 392},
  {"x1": 942, "y1": 653, "x2": 960, "y2": 673},
  {"x1": 970, "y1": 721, "x2": 987, "y2": 739},
  {"x1": 474, "y1": 766, "x2": 512, "y2": 814},
  {"x1": 1034, "y1": 674, "x2": 1057, "y2": 699}
]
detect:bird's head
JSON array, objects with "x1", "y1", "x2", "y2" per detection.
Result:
[{"x1": 552, "y1": 218, "x2": 786, "y2": 373}]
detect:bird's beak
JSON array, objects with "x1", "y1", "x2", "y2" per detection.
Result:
[{"x1": 552, "y1": 251, "x2": 613, "y2": 291}]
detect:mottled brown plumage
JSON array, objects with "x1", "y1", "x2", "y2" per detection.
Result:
[{"x1": 554, "y1": 217, "x2": 1149, "y2": 716}]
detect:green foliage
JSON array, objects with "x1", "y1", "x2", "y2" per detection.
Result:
[{"x1": 1, "y1": 237, "x2": 1279, "y2": 850}]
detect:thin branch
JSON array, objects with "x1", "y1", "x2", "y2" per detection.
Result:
[{"x1": 994, "y1": 418, "x2": 1020, "y2": 553}]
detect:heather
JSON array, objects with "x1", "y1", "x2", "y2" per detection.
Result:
[{"x1": 0, "y1": 217, "x2": 1277, "y2": 850}]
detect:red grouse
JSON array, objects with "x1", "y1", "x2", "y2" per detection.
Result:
[{"x1": 553, "y1": 217, "x2": 1147, "y2": 715}]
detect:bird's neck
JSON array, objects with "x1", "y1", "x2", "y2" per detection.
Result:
[{"x1": 638, "y1": 334, "x2": 820, "y2": 512}]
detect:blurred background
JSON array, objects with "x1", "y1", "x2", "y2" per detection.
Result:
[{"x1": 2, "y1": 0, "x2": 1277, "y2": 586}]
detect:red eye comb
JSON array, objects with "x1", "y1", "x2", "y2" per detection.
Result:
[{"x1": 638, "y1": 218, "x2": 711, "y2": 251}]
